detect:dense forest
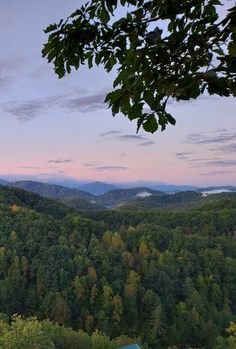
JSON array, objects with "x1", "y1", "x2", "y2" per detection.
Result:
[{"x1": 0, "y1": 185, "x2": 235, "y2": 348}]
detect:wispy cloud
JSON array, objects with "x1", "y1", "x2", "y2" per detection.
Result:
[
  {"x1": 0, "y1": 90, "x2": 108, "y2": 121},
  {"x1": 3, "y1": 101, "x2": 42, "y2": 121},
  {"x1": 64, "y1": 92, "x2": 106, "y2": 112},
  {"x1": 83, "y1": 162, "x2": 129, "y2": 171},
  {"x1": 1, "y1": 95, "x2": 62, "y2": 121},
  {"x1": 100, "y1": 130, "x2": 122, "y2": 137},
  {"x1": 216, "y1": 143, "x2": 236, "y2": 153},
  {"x1": 200, "y1": 170, "x2": 235, "y2": 176},
  {"x1": 138, "y1": 141, "x2": 155, "y2": 147},
  {"x1": 20, "y1": 166, "x2": 41, "y2": 169},
  {"x1": 117, "y1": 134, "x2": 148, "y2": 142},
  {"x1": 184, "y1": 131, "x2": 236, "y2": 145},
  {"x1": 193, "y1": 159, "x2": 236, "y2": 167},
  {"x1": 175, "y1": 152, "x2": 193, "y2": 160},
  {"x1": 94, "y1": 166, "x2": 129, "y2": 172},
  {"x1": 48, "y1": 159, "x2": 73, "y2": 164},
  {"x1": 84, "y1": 162, "x2": 99, "y2": 167},
  {"x1": 100, "y1": 131, "x2": 155, "y2": 147}
]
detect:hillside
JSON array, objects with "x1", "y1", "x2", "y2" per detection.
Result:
[
  {"x1": 12, "y1": 180, "x2": 93, "y2": 199},
  {"x1": 60, "y1": 195, "x2": 106, "y2": 210},
  {"x1": 9, "y1": 181, "x2": 105, "y2": 210},
  {"x1": 118, "y1": 191, "x2": 203, "y2": 209},
  {"x1": 94, "y1": 187, "x2": 163, "y2": 207},
  {"x1": 78, "y1": 181, "x2": 118, "y2": 195},
  {"x1": 0, "y1": 186, "x2": 235, "y2": 349},
  {"x1": 0, "y1": 185, "x2": 76, "y2": 218},
  {"x1": 2, "y1": 180, "x2": 236, "y2": 212}
]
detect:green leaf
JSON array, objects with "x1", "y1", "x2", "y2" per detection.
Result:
[
  {"x1": 228, "y1": 41, "x2": 236, "y2": 56},
  {"x1": 87, "y1": 52, "x2": 93, "y2": 69},
  {"x1": 44, "y1": 23, "x2": 57, "y2": 33},
  {"x1": 166, "y1": 113, "x2": 176, "y2": 125},
  {"x1": 95, "y1": 53, "x2": 102, "y2": 65},
  {"x1": 99, "y1": 8, "x2": 110, "y2": 23},
  {"x1": 143, "y1": 115, "x2": 158, "y2": 133},
  {"x1": 143, "y1": 90, "x2": 155, "y2": 108},
  {"x1": 127, "y1": 102, "x2": 144, "y2": 120}
]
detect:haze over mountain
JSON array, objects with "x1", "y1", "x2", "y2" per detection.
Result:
[
  {"x1": 12, "y1": 180, "x2": 92, "y2": 199},
  {"x1": 1, "y1": 178, "x2": 236, "y2": 211},
  {"x1": 78, "y1": 181, "x2": 118, "y2": 195}
]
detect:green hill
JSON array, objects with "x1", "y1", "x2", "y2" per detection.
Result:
[{"x1": 0, "y1": 186, "x2": 235, "y2": 349}]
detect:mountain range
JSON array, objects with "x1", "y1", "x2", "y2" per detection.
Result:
[{"x1": 0, "y1": 178, "x2": 236, "y2": 210}]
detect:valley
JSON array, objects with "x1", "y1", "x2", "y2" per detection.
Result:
[{"x1": 0, "y1": 183, "x2": 235, "y2": 348}]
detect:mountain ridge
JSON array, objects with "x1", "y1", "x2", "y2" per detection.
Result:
[{"x1": 0, "y1": 179, "x2": 236, "y2": 210}]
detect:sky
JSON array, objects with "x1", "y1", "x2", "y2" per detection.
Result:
[{"x1": 0, "y1": 0, "x2": 235, "y2": 187}]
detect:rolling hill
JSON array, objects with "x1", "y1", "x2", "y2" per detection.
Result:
[{"x1": 78, "y1": 181, "x2": 118, "y2": 195}]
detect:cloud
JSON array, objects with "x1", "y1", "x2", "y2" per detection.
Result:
[
  {"x1": 200, "y1": 170, "x2": 235, "y2": 176},
  {"x1": 47, "y1": 159, "x2": 73, "y2": 164},
  {"x1": 1, "y1": 95, "x2": 62, "y2": 121},
  {"x1": 184, "y1": 131, "x2": 236, "y2": 145},
  {"x1": 20, "y1": 166, "x2": 41, "y2": 169},
  {"x1": 0, "y1": 90, "x2": 107, "y2": 121},
  {"x1": 216, "y1": 143, "x2": 236, "y2": 153},
  {"x1": 188, "y1": 157, "x2": 222, "y2": 162},
  {"x1": 3, "y1": 101, "x2": 42, "y2": 121},
  {"x1": 83, "y1": 162, "x2": 129, "y2": 171},
  {"x1": 100, "y1": 130, "x2": 122, "y2": 137},
  {"x1": 65, "y1": 92, "x2": 106, "y2": 112},
  {"x1": 94, "y1": 166, "x2": 129, "y2": 172},
  {"x1": 193, "y1": 159, "x2": 236, "y2": 168},
  {"x1": 175, "y1": 152, "x2": 193, "y2": 160},
  {"x1": 101, "y1": 132, "x2": 153, "y2": 145},
  {"x1": 175, "y1": 147, "x2": 236, "y2": 168},
  {"x1": 138, "y1": 141, "x2": 155, "y2": 147},
  {"x1": 84, "y1": 162, "x2": 99, "y2": 167},
  {"x1": 117, "y1": 134, "x2": 148, "y2": 142}
]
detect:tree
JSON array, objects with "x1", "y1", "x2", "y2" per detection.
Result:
[
  {"x1": 43, "y1": 0, "x2": 236, "y2": 133},
  {"x1": 0, "y1": 315, "x2": 56, "y2": 349}
]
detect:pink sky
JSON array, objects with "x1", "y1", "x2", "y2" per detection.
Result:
[{"x1": 0, "y1": 1, "x2": 235, "y2": 186}]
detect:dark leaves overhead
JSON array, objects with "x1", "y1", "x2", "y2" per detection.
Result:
[{"x1": 43, "y1": 0, "x2": 236, "y2": 133}]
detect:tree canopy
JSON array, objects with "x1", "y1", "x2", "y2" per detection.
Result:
[
  {"x1": 43, "y1": 0, "x2": 236, "y2": 133},
  {"x1": 0, "y1": 185, "x2": 236, "y2": 348}
]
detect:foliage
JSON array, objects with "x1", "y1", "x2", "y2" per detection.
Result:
[
  {"x1": 43, "y1": 0, "x2": 236, "y2": 133},
  {"x1": 0, "y1": 315, "x2": 132, "y2": 349},
  {"x1": 0, "y1": 186, "x2": 235, "y2": 348},
  {"x1": 214, "y1": 322, "x2": 236, "y2": 349},
  {"x1": 0, "y1": 315, "x2": 55, "y2": 349}
]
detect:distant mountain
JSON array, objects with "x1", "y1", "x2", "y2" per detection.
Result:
[
  {"x1": 0, "y1": 179, "x2": 10, "y2": 186},
  {"x1": 61, "y1": 196, "x2": 106, "y2": 210},
  {"x1": 0, "y1": 185, "x2": 75, "y2": 218},
  {"x1": 94, "y1": 187, "x2": 163, "y2": 208},
  {"x1": 78, "y1": 181, "x2": 118, "y2": 195},
  {"x1": 8, "y1": 181, "x2": 107, "y2": 210},
  {"x1": 4, "y1": 179, "x2": 236, "y2": 211},
  {"x1": 11, "y1": 181, "x2": 93, "y2": 199},
  {"x1": 118, "y1": 191, "x2": 203, "y2": 210},
  {"x1": 145, "y1": 184, "x2": 199, "y2": 192},
  {"x1": 198, "y1": 186, "x2": 236, "y2": 196}
]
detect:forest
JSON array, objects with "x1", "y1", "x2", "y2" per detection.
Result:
[{"x1": 0, "y1": 185, "x2": 235, "y2": 348}]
